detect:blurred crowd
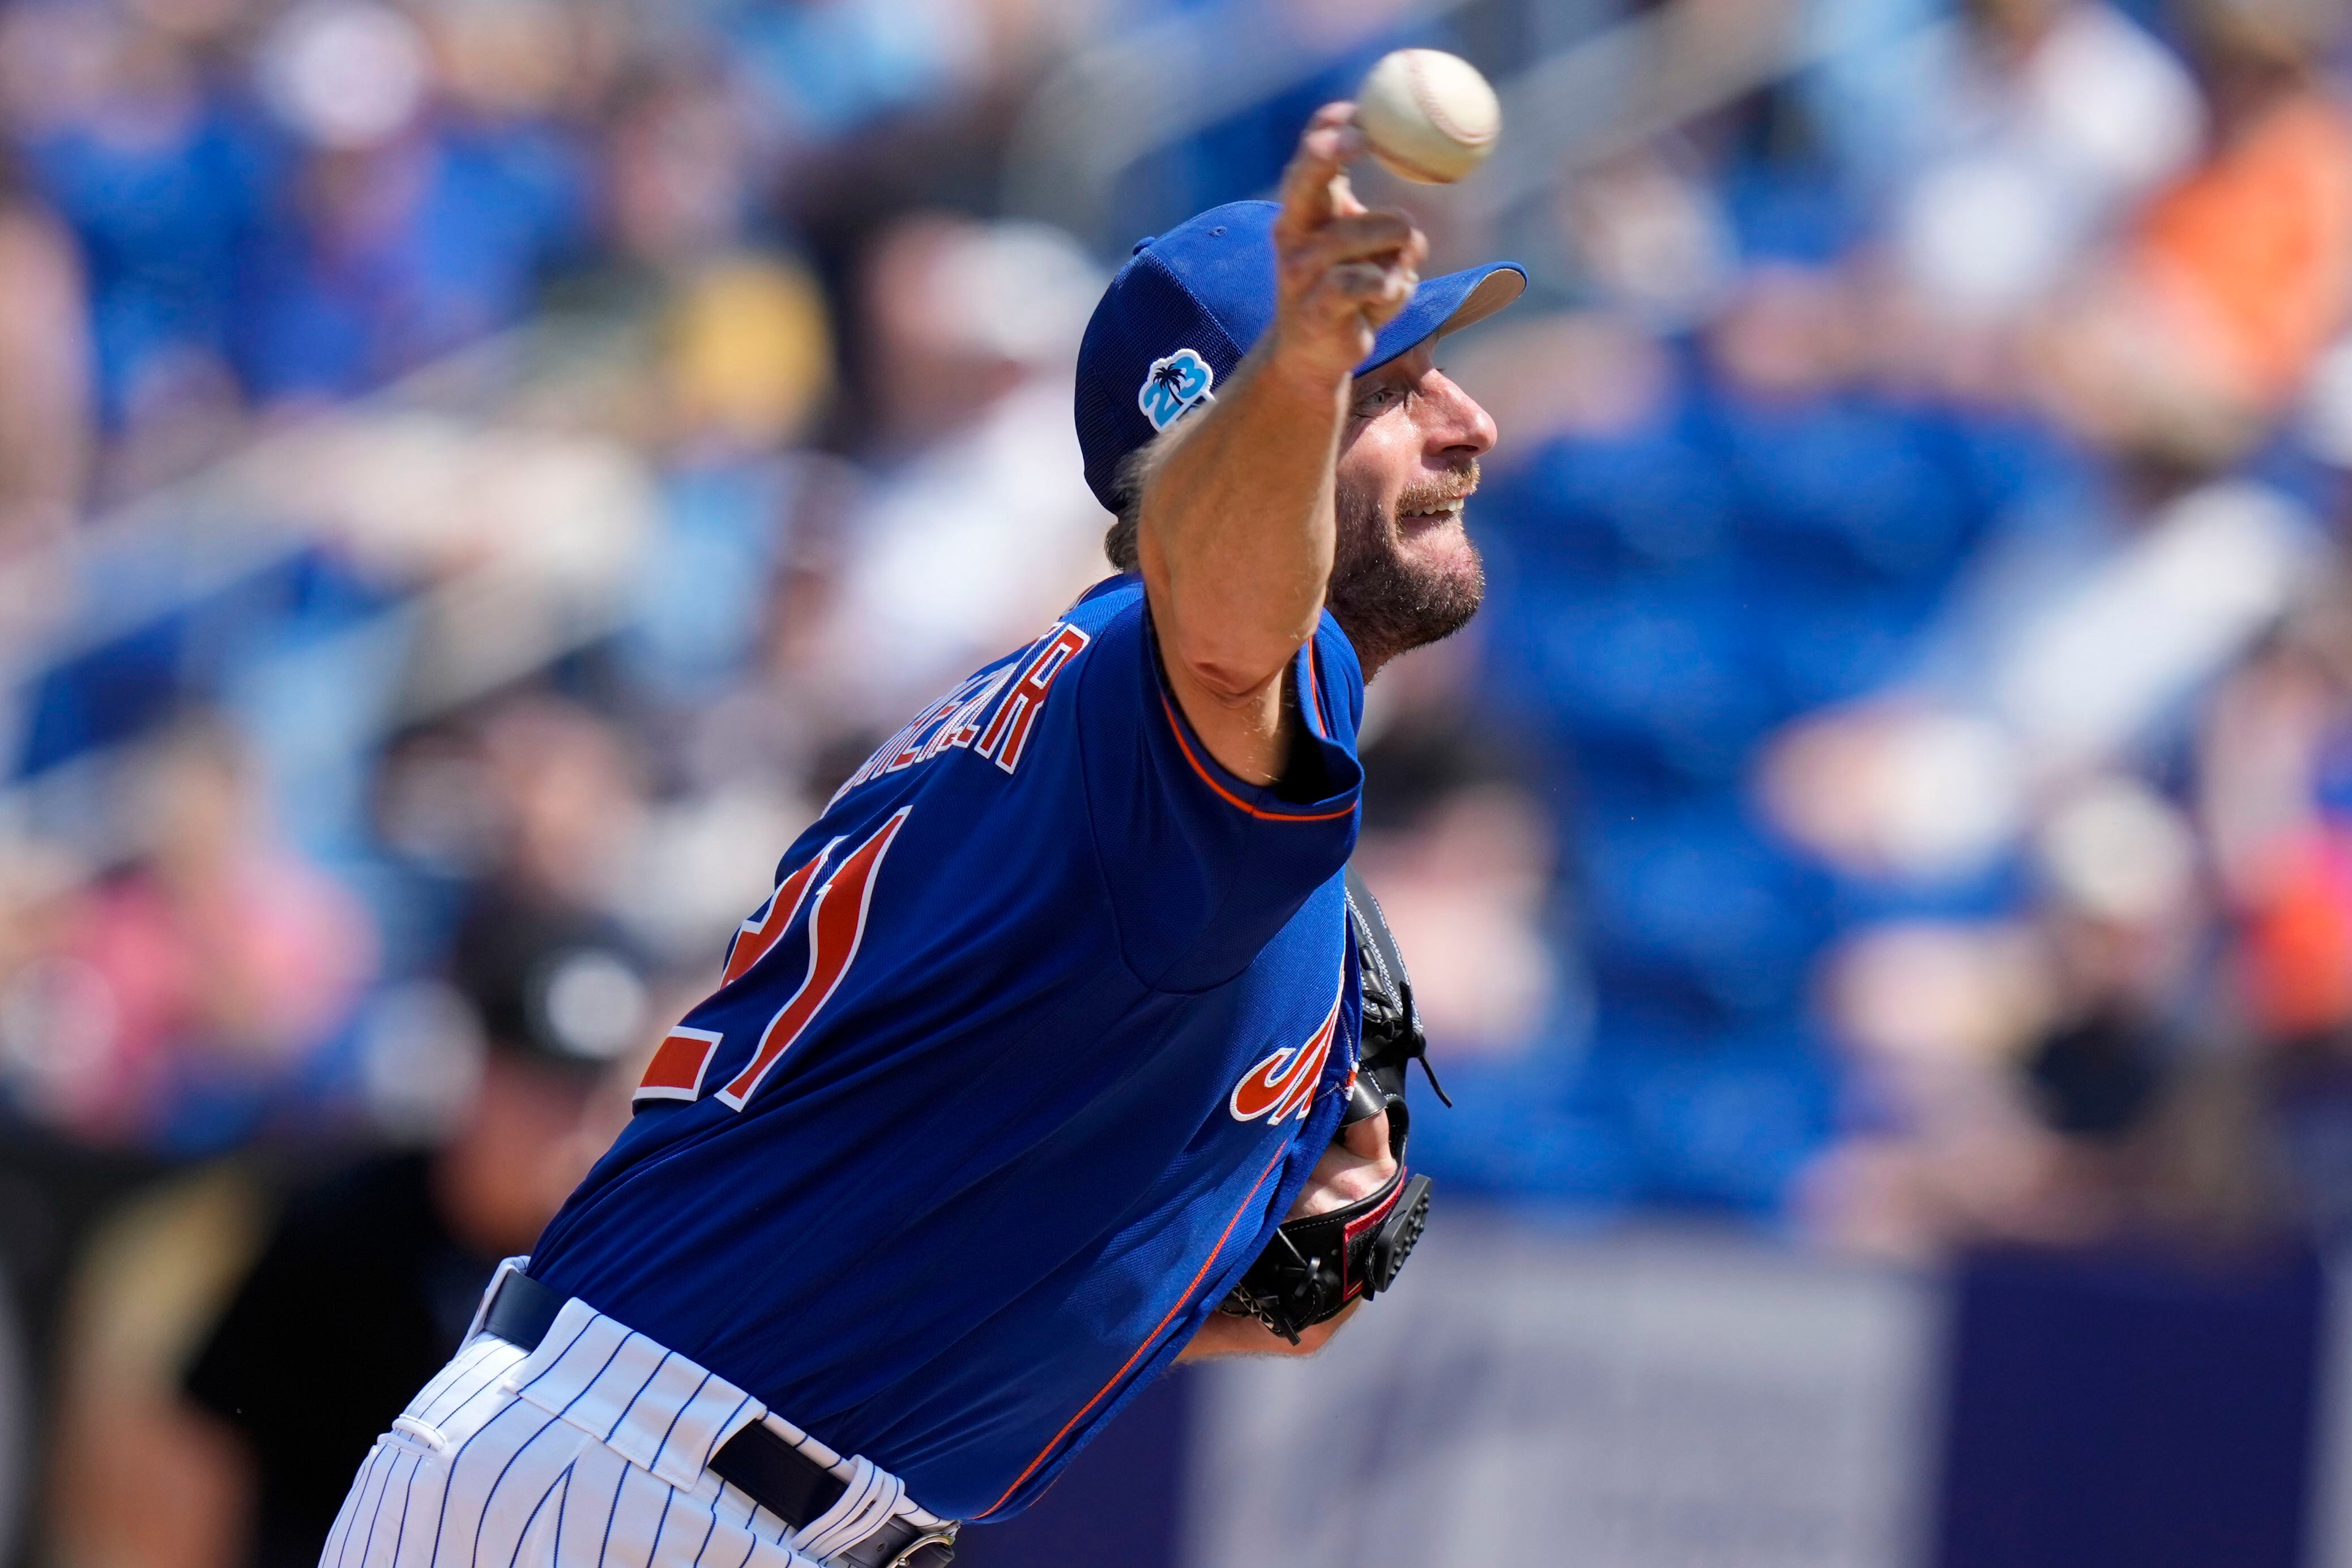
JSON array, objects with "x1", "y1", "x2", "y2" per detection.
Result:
[
  {"x1": 1435, "y1": 0, "x2": 2352, "y2": 1264},
  {"x1": 0, "y1": 0, "x2": 2350, "y2": 1559}
]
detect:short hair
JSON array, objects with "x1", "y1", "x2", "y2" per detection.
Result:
[{"x1": 1102, "y1": 443, "x2": 1154, "y2": 573}]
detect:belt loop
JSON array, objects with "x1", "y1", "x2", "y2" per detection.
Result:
[
  {"x1": 878, "y1": 1531, "x2": 958, "y2": 1568},
  {"x1": 466, "y1": 1256, "x2": 530, "y2": 1347},
  {"x1": 789, "y1": 1455, "x2": 904, "y2": 1562}
]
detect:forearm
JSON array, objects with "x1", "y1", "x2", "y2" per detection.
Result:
[
  {"x1": 1179, "y1": 1116, "x2": 1390, "y2": 1362},
  {"x1": 1177, "y1": 1299, "x2": 1360, "y2": 1362},
  {"x1": 1138, "y1": 339, "x2": 1348, "y2": 700},
  {"x1": 1126, "y1": 103, "x2": 1420, "y2": 784}
]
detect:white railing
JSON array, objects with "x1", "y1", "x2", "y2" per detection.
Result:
[{"x1": 0, "y1": 320, "x2": 657, "y2": 857}]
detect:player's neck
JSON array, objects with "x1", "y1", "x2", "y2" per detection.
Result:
[{"x1": 1326, "y1": 611, "x2": 1392, "y2": 681}]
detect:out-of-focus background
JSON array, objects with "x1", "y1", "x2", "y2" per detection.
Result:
[{"x1": 0, "y1": 0, "x2": 2349, "y2": 1563}]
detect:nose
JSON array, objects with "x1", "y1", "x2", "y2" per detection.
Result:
[{"x1": 1423, "y1": 369, "x2": 1497, "y2": 462}]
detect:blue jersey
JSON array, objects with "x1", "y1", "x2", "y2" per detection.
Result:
[{"x1": 528, "y1": 574, "x2": 1365, "y2": 1521}]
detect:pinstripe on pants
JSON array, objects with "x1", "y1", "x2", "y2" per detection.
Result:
[{"x1": 317, "y1": 1294, "x2": 917, "y2": 1568}]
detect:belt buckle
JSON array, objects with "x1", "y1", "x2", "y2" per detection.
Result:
[{"x1": 880, "y1": 1529, "x2": 957, "y2": 1568}]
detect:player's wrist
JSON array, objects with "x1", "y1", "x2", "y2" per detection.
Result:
[
  {"x1": 1256, "y1": 321, "x2": 1362, "y2": 400},
  {"x1": 1179, "y1": 1300, "x2": 1358, "y2": 1361}
]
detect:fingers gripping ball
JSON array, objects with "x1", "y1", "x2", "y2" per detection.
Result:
[{"x1": 1355, "y1": 49, "x2": 1500, "y2": 185}]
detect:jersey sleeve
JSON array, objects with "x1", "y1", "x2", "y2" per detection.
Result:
[{"x1": 1072, "y1": 592, "x2": 1363, "y2": 991}]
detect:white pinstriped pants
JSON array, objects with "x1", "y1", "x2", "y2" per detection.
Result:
[{"x1": 318, "y1": 1268, "x2": 950, "y2": 1568}]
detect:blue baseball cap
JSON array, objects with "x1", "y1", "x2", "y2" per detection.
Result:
[{"x1": 1074, "y1": 200, "x2": 1526, "y2": 511}]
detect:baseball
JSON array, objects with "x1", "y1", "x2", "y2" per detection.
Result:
[{"x1": 1355, "y1": 49, "x2": 1500, "y2": 185}]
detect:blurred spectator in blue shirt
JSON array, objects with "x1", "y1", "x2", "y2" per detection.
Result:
[
  {"x1": 6, "y1": 1, "x2": 276, "y2": 471},
  {"x1": 236, "y1": 0, "x2": 591, "y2": 402}
]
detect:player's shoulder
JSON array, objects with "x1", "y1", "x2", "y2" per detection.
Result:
[
  {"x1": 1048, "y1": 572, "x2": 1150, "y2": 689},
  {"x1": 1069, "y1": 572, "x2": 1361, "y2": 724},
  {"x1": 1062, "y1": 571, "x2": 1147, "y2": 635},
  {"x1": 1064, "y1": 574, "x2": 1352, "y2": 659}
]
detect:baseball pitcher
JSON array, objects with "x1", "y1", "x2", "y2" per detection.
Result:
[{"x1": 322, "y1": 102, "x2": 1522, "y2": 1568}]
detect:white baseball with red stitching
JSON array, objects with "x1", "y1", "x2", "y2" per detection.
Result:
[{"x1": 1355, "y1": 49, "x2": 1500, "y2": 185}]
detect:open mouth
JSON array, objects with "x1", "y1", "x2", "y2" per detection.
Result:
[{"x1": 1398, "y1": 499, "x2": 1466, "y2": 531}]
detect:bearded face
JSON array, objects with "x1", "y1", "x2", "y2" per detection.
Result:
[
  {"x1": 1108, "y1": 341, "x2": 1496, "y2": 674},
  {"x1": 1326, "y1": 459, "x2": 1486, "y2": 670},
  {"x1": 1321, "y1": 341, "x2": 1496, "y2": 673}
]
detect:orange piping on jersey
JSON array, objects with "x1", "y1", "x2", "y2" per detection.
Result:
[
  {"x1": 1303, "y1": 643, "x2": 1324, "y2": 738},
  {"x1": 1156, "y1": 693, "x2": 1356, "y2": 824},
  {"x1": 970, "y1": 1138, "x2": 1292, "y2": 1520}
]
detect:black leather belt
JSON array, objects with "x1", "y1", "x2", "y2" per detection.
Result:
[{"x1": 481, "y1": 1271, "x2": 954, "y2": 1568}]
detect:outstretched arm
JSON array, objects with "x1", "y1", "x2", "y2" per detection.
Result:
[{"x1": 1138, "y1": 104, "x2": 1426, "y2": 788}]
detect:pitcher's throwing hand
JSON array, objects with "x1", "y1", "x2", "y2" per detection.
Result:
[{"x1": 1269, "y1": 104, "x2": 1430, "y2": 376}]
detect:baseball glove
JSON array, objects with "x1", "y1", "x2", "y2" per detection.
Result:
[{"x1": 1218, "y1": 868, "x2": 1450, "y2": 1343}]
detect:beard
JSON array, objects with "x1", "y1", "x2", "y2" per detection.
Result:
[{"x1": 1326, "y1": 460, "x2": 1486, "y2": 673}]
